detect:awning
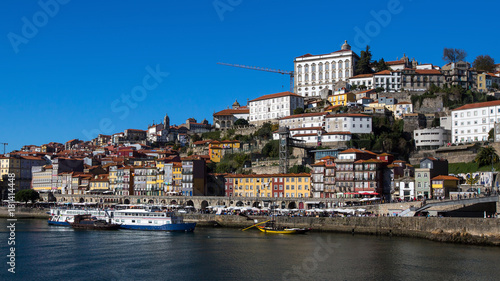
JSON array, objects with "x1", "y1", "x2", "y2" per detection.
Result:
[
  {"x1": 306, "y1": 201, "x2": 320, "y2": 204},
  {"x1": 359, "y1": 192, "x2": 380, "y2": 195}
]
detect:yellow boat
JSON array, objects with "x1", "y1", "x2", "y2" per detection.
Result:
[{"x1": 256, "y1": 226, "x2": 309, "y2": 234}]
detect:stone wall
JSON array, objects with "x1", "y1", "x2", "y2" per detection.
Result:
[{"x1": 184, "y1": 214, "x2": 500, "y2": 245}]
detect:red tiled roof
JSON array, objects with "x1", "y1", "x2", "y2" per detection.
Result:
[
  {"x1": 386, "y1": 60, "x2": 405, "y2": 65},
  {"x1": 374, "y1": 70, "x2": 391, "y2": 75},
  {"x1": 357, "y1": 89, "x2": 376, "y2": 94},
  {"x1": 279, "y1": 112, "x2": 327, "y2": 120},
  {"x1": 453, "y1": 100, "x2": 500, "y2": 111},
  {"x1": 249, "y1": 91, "x2": 302, "y2": 102},
  {"x1": 213, "y1": 108, "x2": 249, "y2": 116},
  {"x1": 325, "y1": 113, "x2": 371, "y2": 118},
  {"x1": 290, "y1": 127, "x2": 322, "y2": 131},
  {"x1": 350, "y1": 73, "x2": 374, "y2": 79},
  {"x1": 415, "y1": 69, "x2": 442, "y2": 75},
  {"x1": 431, "y1": 175, "x2": 459, "y2": 181}
]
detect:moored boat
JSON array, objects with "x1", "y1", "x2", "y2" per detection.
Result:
[
  {"x1": 256, "y1": 221, "x2": 311, "y2": 234},
  {"x1": 110, "y1": 207, "x2": 196, "y2": 232},
  {"x1": 70, "y1": 214, "x2": 121, "y2": 230}
]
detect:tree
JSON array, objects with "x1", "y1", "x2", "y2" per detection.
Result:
[
  {"x1": 374, "y1": 58, "x2": 390, "y2": 72},
  {"x1": 289, "y1": 165, "x2": 311, "y2": 173},
  {"x1": 350, "y1": 84, "x2": 358, "y2": 91},
  {"x1": 191, "y1": 133, "x2": 201, "y2": 142},
  {"x1": 293, "y1": 107, "x2": 304, "y2": 115},
  {"x1": 355, "y1": 45, "x2": 374, "y2": 75},
  {"x1": 442, "y1": 48, "x2": 467, "y2": 63},
  {"x1": 474, "y1": 146, "x2": 499, "y2": 167},
  {"x1": 488, "y1": 128, "x2": 495, "y2": 141},
  {"x1": 234, "y1": 118, "x2": 249, "y2": 126},
  {"x1": 262, "y1": 140, "x2": 279, "y2": 158},
  {"x1": 493, "y1": 83, "x2": 499, "y2": 90},
  {"x1": 255, "y1": 122, "x2": 274, "y2": 140},
  {"x1": 15, "y1": 189, "x2": 40, "y2": 204},
  {"x1": 473, "y1": 55, "x2": 495, "y2": 72}
]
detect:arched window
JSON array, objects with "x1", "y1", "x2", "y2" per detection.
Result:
[
  {"x1": 345, "y1": 60, "x2": 350, "y2": 68},
  {"x1": 338, "y1": 61, "x2": 343, "y2": 69},
  {"x1": 331, "y1": 62, "x2": 336, "y2": 69},
  {"x1": 305, "y1": 74, "x2": 309, "y2": 81},
  {"x1": 312, "y1": 64, "x2": 316, "y2": 72},
  {"x1": 297, "y1": 65, "x2": 302, "y2": 74},
  {"x1": 305, "y1": 64, "x2": 309, "y2": 72}
]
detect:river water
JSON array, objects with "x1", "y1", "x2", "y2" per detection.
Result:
[{"x1": 1, "y1": 219, "x2": 499, "y2": 281}]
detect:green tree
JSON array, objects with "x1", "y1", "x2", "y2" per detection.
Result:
[
  {"x1": 15, "y1": 189, "x2": 40, "y2": 204},
  {"x1": 293, "y1": 107, "x2": 304, "y2": 115},
  {"x1": 262, "y1": 140, "x2": 279, "y2": 158},
  {"x1": 255, "y1": 123, "x2": 274, "y2": 140},
  {"x1": 475, "y1": 146, "x2": 499, "y2": 167},
  {"x1": 350, "y1": 84, "x2": 358, "y2": 91},
  {"x1": 374, "y1": 58, "x2": 390, "y2": 72},
  {"x1": 488, "y1": 128, "x2": 495, "y2": 141},
  {"x1": 442, "y1": 48, "x2": 467, "y2": 63},
  {"x1": 234, "y1": 118, "x2": 249, "y2": 126},
  {"x1": 473, "y1": 55, "x2": 495, "y2": 72},
  {"x1": 288, "y1": 165, "x2": 311, "y2": 173},
  {"x1": 191, "y1": 133, "x2": 201, "y2": 142},
  {"x1": 355, "y1": 45, "x2": 374, "y2": 75}
]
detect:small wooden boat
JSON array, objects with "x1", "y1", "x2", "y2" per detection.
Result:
[
  {"x1": 70, "y1": 214, "x2": 120, "y2": 230},
  {"x1": 256, "y1": 221, "x2": 311, "y2": 234}
]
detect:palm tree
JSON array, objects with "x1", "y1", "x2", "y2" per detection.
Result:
[{"x1": 475, "y1": 146, "x2": 499, "y2": 167}]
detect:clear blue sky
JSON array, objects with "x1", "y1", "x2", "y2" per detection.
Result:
[{"x1": 1, "y1": 0, "x2": 499, "y2": 152}]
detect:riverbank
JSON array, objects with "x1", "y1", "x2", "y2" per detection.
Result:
[
  {"x1": 183, "y1": 214, "x2": 500, "y2": 246},
  {"x1": 2, "y1": 207, "x2": 499, "y2": 246}
]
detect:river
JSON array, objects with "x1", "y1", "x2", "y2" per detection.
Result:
[{"x1": 1, "y1": 219, "x2": 499, "y2": 280}]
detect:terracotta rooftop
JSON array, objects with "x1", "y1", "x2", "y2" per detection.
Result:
[
  {"x1": 249, "y1": 91, "x2": 302, "y2": 102},
  {"x1": 453, "y1": 100, "x2": 500, "y2": 111}
]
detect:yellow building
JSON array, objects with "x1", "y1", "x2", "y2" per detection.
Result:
[
  {"x1": 209, "y1": 140, "x2": 241, "y2": 163},
  {"x1": 226, "y1": 173, "x2": 311, "y2": 198},
  {"x1": 327, "y1": 92, "x2": 355, "y2": 106},
  {"x1": 31, "y1": 165, "x2": 53, "y2": 192},
  {"x1": 108, "y1": 167, "x2": 118, "y2": 193},
  {"x1": 89, "y1": 175, "x2": 110, "y2": 192},
  {"x1": 172, "y1": 162, "x2": 182, "y2": 193},
  {"x1": 431, "y1": 175, "x2": 459, "y2": 198}
]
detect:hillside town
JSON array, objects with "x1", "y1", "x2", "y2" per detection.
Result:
[{"x1": 2, "y1": 41, "x2": 500, "y2": 203}]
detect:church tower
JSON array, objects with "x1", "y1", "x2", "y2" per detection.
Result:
[{"x1": 163, "y1": 113, "x2": 170, "y2": 128}]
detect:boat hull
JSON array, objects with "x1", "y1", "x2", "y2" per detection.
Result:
[
  {"x1": 257, "y1": 226, "x2": 311, "y2": 234},
  {"x1": 119, "y1": 222, "x2": 196, "y2": 232},
  {"x1": 47, "y1": 220, "x2": 71, "y2": 226}
]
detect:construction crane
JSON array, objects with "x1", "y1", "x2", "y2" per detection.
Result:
[
  {"x1": 217, "y1": 62, "x2": 294, "y2": 92},
  {"x1": 0, "y1": 143, "x2": 7, "y2": 154}
]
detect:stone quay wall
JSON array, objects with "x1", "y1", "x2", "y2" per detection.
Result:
[{"x1": 184, "y1": 214, "x2": 500, "y2": 245}]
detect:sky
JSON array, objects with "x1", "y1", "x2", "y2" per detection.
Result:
[{"x1": 1, "y1": 0, "x2": 499, "y2": 152}]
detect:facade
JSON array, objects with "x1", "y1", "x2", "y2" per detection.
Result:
[
  {"x1": 181, "y1": 157, "x2": 206, "y2": 196},
  {"x1": 334, "y1": 149, "x2": 382, "y2": 195},
  {"x1": 248, "y1": 91, "x2": 304, "y2": 126},
  {"x1": 414, "y1": 127, "x2": 451, "y2": 150},
  {"x1": 477, "y1": 73, "x2": 500, "y2": 92},
  {"x1": 208, "y1": 140, "x2": 240, "y2": 163},
  {"x1": 431, "y1": 175, "x2": 459, "y2": 198},
  {"x1": 441, "y1": 61, "x2": 474, "y2": 89},
  {"x1": 400, "y1": 69, "x2": 445, "y2": 91},
  {"x1": 451, "y1": 100, "x2": 500, "y2": 143},
  {"x1": 213, "y1": 100, "x2": 250, "y2": 129},
  {"x1": 327, "y1": 91, "x2": 356, "y2": 106},
  {"x1": 414, "y1": 157, "x2": 448, "y2": 199},
  {"x1": 324, "y1": 114, "x2": 372, "y2": 134},
  {"x1": 394, "y1": 102, "x2": 413, "y2": 119},
  {"x1": 294, "y1": 40, "x2": 359, "y2": 97},
  {"x1": 224, "y1": 173, "x2": 311, "y2": 198}
]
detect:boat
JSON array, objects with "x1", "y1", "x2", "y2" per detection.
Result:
[
  {"x1": 256, "y1": 220, "x2": 311, "y2": 234},
  {"x1": 70, "y1": 214, "x2": 121, "y2": 230},
  {"x1": 110, "y1": 206, "x2": 196, "y2": 232},
  {"x1": 47, "y1": 208, "x2": 109, "y2": 226}
]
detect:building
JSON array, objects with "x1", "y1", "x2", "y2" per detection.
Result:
[
  {"x1": 248, "y1": 91, "x2": 304, "y2": 126},
  {"x1": 431, "y1": 175, "x2": 459, "y2": 199},
  {"x1": 414, "y1": 157, "x2": 448, "y2": 199},
  {"x1": 414, "y1": 127, "x2": 451, "y2": 150},
  {"x1": 224, "y1": 173, "x2": 311, "y2": 198},
  {"x1": 31, "y1": 158, "x2": 84, "y2": 193},
  {"x1": 208, "y1": 140, "x2": 240, "y2": 163},
  {"x1": 451, "y1": 100, "x2": 500, "y2": 143},
  {"x1": 394, "y1": 102, "x2": 413, "y2": 119},
  {"x1": 477, "y1": 72, "x2": 500, "y2": 92},
  {"x1": 213, "y1": 100, "x2": 250, "y2": 129},
  {"x1": 294, "y1": 40, "x2": 359, "y2": 97},
  {"x1": 89, "y1": 174, "x2": 110, "y2": 193},
  {"x1": 124, "y1": 129, "x2": 147, "y2": 142},
  {"x1": 324, "y1": 114, "x2": 372, "y2": 134},
  {"x1": 400, "y1": 69, "x2": 445, "y2": 91},
  {"x1": 327, "y1": 90, "x2": 356, "y2": 106},
  {"x1": 441, "y1": 61, "x2": 474, "y2": 89},
  {"x1": 183, "y1": 118, "x2": 212, "y2": 134},
  {"x1": 181, "y1": 156, "x2": 206, "y2": 196}
]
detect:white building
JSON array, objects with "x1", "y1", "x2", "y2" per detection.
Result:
[
  {"x1": 414, "y1": 127, "x2": 451, "y2": 150},
  {"x1": 324, "y1": 113, "x2": 372, "y2": 134},
  {"x1": 294, "y1": 40, "x2": 359, "y2": 97},
  {"x1": 394, "y1": 102, "x2": 413, "y2": 119},
  {"x1": 349, "y1": 70, "x2": 402, "y2": 92},
  {"x1": 452, "y1": 100, "x2": 500, "y2": 143},
  {"x1": 248, "y1": 91, "x2": 304, "y2": 126}
]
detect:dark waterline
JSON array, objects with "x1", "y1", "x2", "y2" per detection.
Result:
[{"x1": 1, "y1": 219, "x2": 500, "y2": 281}]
